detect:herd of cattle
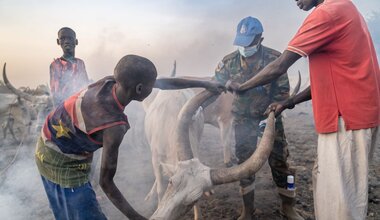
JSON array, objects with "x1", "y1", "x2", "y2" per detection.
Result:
[
  {"x1": 0, "y1": 63, "x2": 300, "y2": 219},
  {"x1": 0, "y1": 64, "x2": 52, "y2": 141}
]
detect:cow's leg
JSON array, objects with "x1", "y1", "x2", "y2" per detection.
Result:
[
  {"x1": 10, "y1": 126, "x2": 18, "y2": 142},
  {"x1": 3, "y1": 128, "x2": 7, "y2": 139},
  {"x1": 152, "y1": 153, "x2": 165, "y2": 202},
  {"x1": 219, "y1": 120, "x2": 235, "y2": 167},
  {"x1": 144, "y1": 179, "x2": 157, "y2": 201},
  {"x1": 35, "y1": 109, "x2": 46, "y2": 132},
  {"x1": 9, "y1": 121, "x2": 18, "y2": 142},
  {"x1": 193, "y1": 202, "x2": 203, "y2": 220},
  {"x1": 3, "y1": 123, "x2": 7, "y2": 139},
  {"x1": 27, "y1": 121, "x2": 32, "y2": 134}
]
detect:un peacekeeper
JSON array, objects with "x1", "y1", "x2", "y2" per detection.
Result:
[{"x1": 214, "y1": 16, "x2": 303, "y2": 220}]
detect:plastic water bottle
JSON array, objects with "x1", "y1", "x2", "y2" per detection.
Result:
[{"x1": 287, "y1": 175, "x2": 295, "y2": 191}]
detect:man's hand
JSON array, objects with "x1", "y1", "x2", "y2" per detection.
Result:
[
  {"x1": 264, "y1": 95, "x2": 297, "y2": 117},
  {"x1": 225, "y1": 80, "x2": 241, "y2": 93},
  {"x1": 264, "y1": 101, "x2": 286, "y2": 117},
  {"x1": 207, "y1": 81, "x2": 226, "y2": 93}
]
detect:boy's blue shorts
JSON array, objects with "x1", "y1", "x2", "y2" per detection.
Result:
[{"x1": 41, "y1": 176, "x2": 107, "y2": 220}]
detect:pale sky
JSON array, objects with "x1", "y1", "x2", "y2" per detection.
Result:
[{"x1": 0, "y1": 0, "x2": 379, "y2": 88}]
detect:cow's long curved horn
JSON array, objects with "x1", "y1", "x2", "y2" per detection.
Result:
[
  {"x1": 209, "y1": 111, "x2": 275, "y2": 184},
  {"x1": 209, "y1": 73, "x2": 301, "y2": 185},
  {"x1": 176, "y1": 90, "x2": 219, "y2": 161},
  {"x1": 3, "y1": 63, "x2": 36, "y2": 102},
  {"x1": 291, "y1": 71, "x2": 301, "y2": 98}
]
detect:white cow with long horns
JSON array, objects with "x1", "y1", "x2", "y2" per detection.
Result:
[
  {"x1": 148, "y1": 74, "x2": 301, "y2": 220},
  {"x1": 143, "y1": 87, "x2": 205, "y2": 219}
]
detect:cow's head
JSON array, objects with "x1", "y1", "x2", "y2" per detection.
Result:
[
  {"x1": 149, "y1": 90, "x2": 275, "y2": 220},
  {"x1": 151, "y1": 158, "x2": 211, "y2": 220},
  {"x1": 150, "y1": 73, "x2": 301, "y2": 220}
]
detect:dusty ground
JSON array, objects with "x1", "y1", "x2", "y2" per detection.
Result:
[{"x1": 0, "y1": 101, "x2": 379, "y2": 220}]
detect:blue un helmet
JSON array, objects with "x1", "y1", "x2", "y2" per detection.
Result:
[{"x1": 233, "y1": 16, "x2": 264, "y2": 47}]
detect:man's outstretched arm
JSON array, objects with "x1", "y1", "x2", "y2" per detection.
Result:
[
  {"x1": 237, "y1": 50, "x2": 302, "y2": 92},
  {"x1": 154, "y1": 77, "x2": 225, "y2": 93}
]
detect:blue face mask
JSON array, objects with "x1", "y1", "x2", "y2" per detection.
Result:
[{"x1": 238, "y1": 43, "x2": 260, "y2": 57}]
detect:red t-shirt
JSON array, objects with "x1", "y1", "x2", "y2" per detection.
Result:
[{"x1": 287, "y1": 0, "x2": 380, "y2": 133}]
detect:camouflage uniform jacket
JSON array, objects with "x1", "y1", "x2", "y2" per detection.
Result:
[{"x1": 215, "y1": 46, "x2": 290, "y2": 119}]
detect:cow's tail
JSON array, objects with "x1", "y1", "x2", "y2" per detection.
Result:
[{"x1": 144, "y1": 179, "x2": 157, "y2": 201}]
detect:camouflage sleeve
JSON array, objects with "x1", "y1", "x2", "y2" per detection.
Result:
[
  {"x1": 214, "y1": 60, "x2": 230, "y2": 85},
  {"x1": 271, "y1": 72, "x2": 290, "y2": 102}
]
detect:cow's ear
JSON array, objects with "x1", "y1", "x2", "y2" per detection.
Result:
[{"x1": 161, "y1": 162, "x2": 176, "y2": 177}]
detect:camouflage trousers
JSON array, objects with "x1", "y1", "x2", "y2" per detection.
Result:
[{"x1": 233, "y1": 115, "x2": 293, "y2": 189}]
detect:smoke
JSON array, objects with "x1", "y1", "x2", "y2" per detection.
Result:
[
  {"x1": 76, "y1": 0, "x2": 311, "y2": 90},
  {"x1": 0, "y1": 137, "x2": 51, "y2": 220},
  {"x1": 2, "y1": 0, "x2": 378, "y2": 87},
  {"x1": 85, "y1": 27, "x2": 126, "y2": 80},
  {"x1": 0, "y1": 100, "x2": 156, "y2": 219}
]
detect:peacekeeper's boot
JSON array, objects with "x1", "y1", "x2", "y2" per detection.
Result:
[
  {"x1": 278, "y1": 188, "x2": 304, "y2": 220},
  {"x1": 238, "y1": 186, "x2": 256, "y2": 220}
]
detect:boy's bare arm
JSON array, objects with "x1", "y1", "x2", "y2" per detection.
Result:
[
  {"x1": 154, "y1": 77, "x2": 225, "y2": 93},
  {"x1": 100, "y1": 125, "x2": 146, "y2": 220}
]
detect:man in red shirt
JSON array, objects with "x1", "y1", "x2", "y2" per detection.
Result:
[
  {"x1": 50, "y1": 27, "x2": 90, "y2": 107},
  {"x1": 228, "y1": 0, "x2": 380, "y2": 219}
]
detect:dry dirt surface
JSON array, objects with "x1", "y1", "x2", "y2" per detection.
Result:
[{"x1": 0, "y1": 101, "x2": 379, "y2": 220}]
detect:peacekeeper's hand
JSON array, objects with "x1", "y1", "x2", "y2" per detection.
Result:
[
  {"x1": 206, "y1": 81, "x2": 226, "y2": 94},
  {"x1": 225, "y1": 80, "x2": 241, "y2": 94}
]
